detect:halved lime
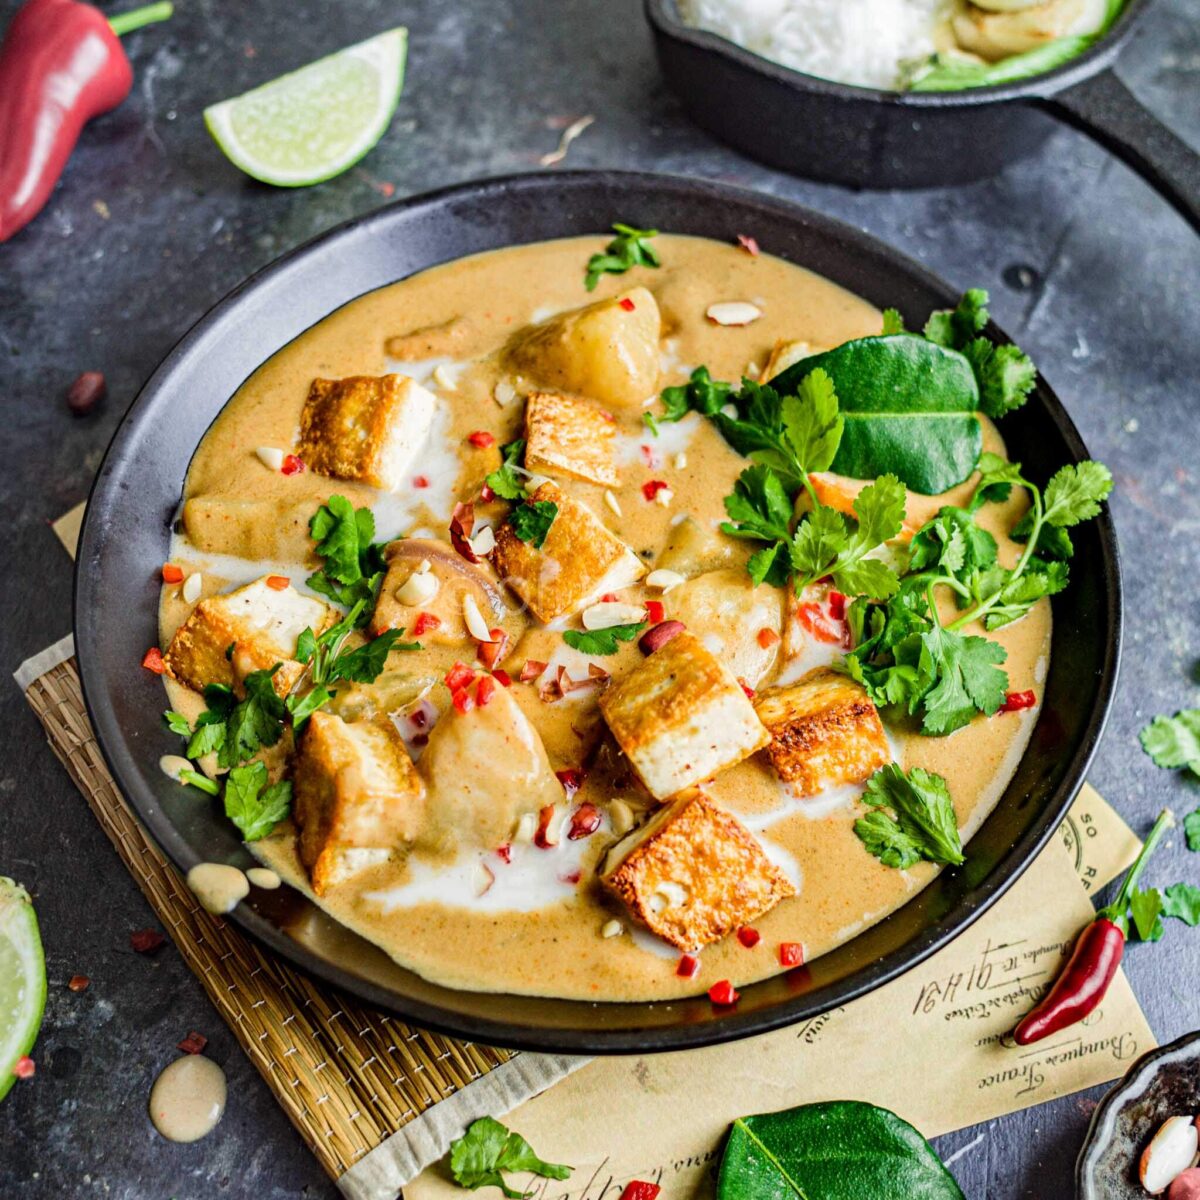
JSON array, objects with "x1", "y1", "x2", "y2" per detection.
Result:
[
  {"x1": 204, "y1": 28, "x2": 407, "y2": 187},
  {"x1": 0, "y1": 878, "x2": 46, "y2": 1103}
]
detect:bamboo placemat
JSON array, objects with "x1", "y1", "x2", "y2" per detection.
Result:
[{"x1": 23, "y1": 649, "x2": 519, "y2": 1185}]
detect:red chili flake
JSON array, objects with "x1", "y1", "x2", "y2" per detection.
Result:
[
  {"x1": 739, "y1": 679, "x2": 755, "y2": 700},
  {"x1": 600, "y1": 592, "x2": 620, "y2": 603},
  {"x1": 756, "y1": 627, "x2": 780, "y2": 649},
  {"x1": 620, "y1": 1182, "x2": 662, "y2": 1200},
  {"x1": 708, "y1": 979, "x2": 740, "y2": 1006},
  {"x1": 141, "y1": 647, "x2": 166, "y2": 675},
  {"x1": 68, "y1": 975, "x2": 90, "y2": 992},
  {"x1": 412, "y1": 612, "x2": 441, "y2": 637},
  {"x1": 642, "y1": 479, "x2": 668, "y2": 502},
  {"x1": 1001, "y1": 689, "x2": 1037, "y2": 713},
  {"x1": 534, "y1": 803, "x2": 560, "y2": 848},
  {"x1": 66, "y1": 370, "x2": 106, "y2": 416},
  {"x1": 645, "y1": 599, "x2": 665, "y2": 625},
  {"x1": 779, "y1": 942, "x2": 805, "y2": 968},
  {"x1": 559, "y1": 869, "x2": 583, "y2": 885},
  {"x1": 413, "y1": 475, "x2": 430, "y2": 489},
  {"x1": 736, "y1": 927, "x2": 761, "y2": 949},
  {"x1": 556, "y1": 768, "x2": 586, "y2": 800},
  {"x1": 828, "y1": 590, "x2": 848, "y2": 620},
  {"x1": 796, "y1": 602, "x2": 845, "y2": 645},
  {"x1": 676, "y1": 954, "x2": 700, "y2": 979},
  {"x1": 280, "y1": 454, "x2": 305, "y2": 476},
  {"x1": 445, "y1": 661, "x2": 475, "y2": 692},
  {"x1": 161, "y1": 563, "x2": 184, "y2": 584},
  {"x1": 130, "y1": 929, "x2": 166, "y2": 954},
  {"x1": 265, "y1": 575, "x2": 290, "y2": 591},
  {"x1": 568, "y1": 802, "x2": 601, "y2": 840},
  {"x1": 619, "y1": 297, "x2": 636, "y2": 312},
  {"x1": 492, "y1": 668, "x2": 513, "y2": 688},
  {"x1": 450, "y1": 501, "x2": 480, "y2": 563},
  {"x1": 477, "y1": 629, "x2": 510, "y2": 669},
  {"x1": 736, "y1": 233, "x2": 760, "y2": 256},
  {"x1": 479, "y1": 483, "x2": 496, "y2": 503},
  {"x1": 496, "y1": 843, "x2": 512, "y2": 864},
  {"x1": 520, "y1": 659, "x2": 547, "y2": 683},
  {"x1": 451, "y1": 688, "x2": 475, "y2": 715},
  {"x1": 12, "y1": 1056, "x2": 34, "y2": 1080},
  {"x1": 467, "y1": 430, "x2": 496, "y2": 448},
  {"x1": 475, "y1": 675, "x2": 497, "y2": 707},
  {"x1": 640, "y1": 443, "x2": 661, "y2": 469},
  {"x1": 177, "y1": 1031, "x2": 208, "y2": 1055}
]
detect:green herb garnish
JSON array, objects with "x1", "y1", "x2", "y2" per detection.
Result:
[
  {"x1": 1162, "y1": 883, "x2": 1200, "y2": 926},
  {"x1": 448, "y1": 1116, "x2": 572, "y2": 1198},
  {"x1": 178, "y1": 767, "x2": 220, "y2": 797},
  {"x1": 583, "y1": 223, "x2": 660, "y2": 292},
  {"x1": 223, "y1": 761, "x2": 292, "y2": 842},
  {"x1": 854, "y1": 764, "x2": 965, "y2": 870},
  {"x1": 509, "y1": 500, "x2": 558, "y2": 549},
  {"x1": 220, "y1": 667, "x2": 287, "y2": 768},
  {"x1": 163, "y1": 710, "x2": 191, "y2": 737},
  {"x1": 306, "y1": 495, "x2": 387, "y2": 623},
  {"x1": 485, "y1": 438, "x2": 528, "y2": 501},
  {"x1": 563, "y1": 622, "x2": 646, "y2": 656}
]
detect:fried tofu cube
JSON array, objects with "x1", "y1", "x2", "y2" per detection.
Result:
[
  {"x1": 601, "y1": 792, "x2": 794, "y2": 950},
  {"x1": 491, "y1": 481, "x2": 645, "y2": 622},
  {"x1": 297, "y1": 373, "x2": 435, "y2": 491},
  {"x1": 599, "y1": 631, "x2": 770, "y2": 800},
  {"x1": 163, "y1": 576, "x2": 334, "y2": 697},
  {"x1": 754, "y1": 667, "x2": 891, "y2": 796},
  {"x1": 292, "y1": 711, "x2": 425, "y2": 896},
  {"x1": 523, "y1": 391, "x2": 618, "y2": 487}
]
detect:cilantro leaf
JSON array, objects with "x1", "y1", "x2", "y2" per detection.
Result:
[
  {"x1": 307, "y1": 495, "x2": 387, "y2": 623},
  {"x1": 486, "y1": 439, "x2": 528, "y2": 501},
  {"x1": 563, "y1": 622, "x2": 646, "y2": 655},
  {"x1": 1129, "y1": 886, "x2": 1165, "y2": 942},
  {"x1": 1162, "y1": 882, "x2": 1200, "y2": 926},
  {"x1": 968, "y1": 450, "x2": 1024, "y2": 512},
  {"x1": 780, "y1": 367, "x2": 843, "y2": 474},
  {"x1": 880, "y1": 308, "x2": 906, "y2": 335},
  {"x1": 980, "y1": 559, "x2": 1069, "y2": 631},
  {"x1": 923, "y1": 289, "x2": 989, "y2": 350},
  {"x1": 449, "y1": 1116, "x2": 572, "y2": 1198},
  {"x1": 917, "y1": 623, "x2": 1008, "y2": 735},
  {"x1": 164, "y1": 710, "x2": 191, "y2": 737},
  {"x1": 584, "y1": 223, "x2": 660, "y2": 291},
  {"x1": 509, "y1": 500, "x2": 558, "y2": 549},
  {"x1": 223, "y1": 762, "x2": 292, "y2": 843},
  {"x1": 963, "y1": 338, "x2": 1037, "y2": 419},
  {"x1": 910, "y1": 507, "x2": 998, "y2": 582},
  {"x1": 183, "y1": 684, "x2": 236, "y2": 760},
  {"x1": 854, "y1": 764, "x2": 964, "y2": 869},
  {"x1": 748, "y1": 542, "x2": 792, "y2": 588},
  {"x1": 658, "y1": 366, "x2": 731, "y2": 424},
  {"x1": 789, "y1": 505, "x2": 848, "y2": 582},
  {"x1": 1139, "y1": 709, "x2": 1200, "y2": 775},
  {"x1": 218, "y1": 667, "x2": 286, "y2": 769},
  {"x1": 721, "y1": 465, "x2": 793, "y2": 544},
  {"x1": 1040, "y1": 461, "x2": 1114, "y2": 528},
  {"x1": 1186, "y1": 808, "x2": 1200, "y2": 852},
  {"x1": 328, "y1": 629, "x2": 420, "y2": 684}
]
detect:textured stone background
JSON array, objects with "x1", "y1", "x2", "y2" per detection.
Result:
[{"x1": 1, "y1": 1, "x2": 1198, "y2": 1196}]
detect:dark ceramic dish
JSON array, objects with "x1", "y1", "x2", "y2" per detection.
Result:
[
  {"x1": 75, "y1": 171, "x2": 1122, "y2": 1053},
  {"x1": 1078, "y1": 1031, "x2": 1200, "y2": 1198},
  {"x1": 646, "y1": 0, "x2": 1200, "y2": 232}
]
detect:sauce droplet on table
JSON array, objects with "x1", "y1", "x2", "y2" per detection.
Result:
[
  {"x1": 186, "y1": 863, "x2": 249, "y2": 914},
  {"x1": 149, "y1": 1054, "x2": 226, "y2": 1143}
]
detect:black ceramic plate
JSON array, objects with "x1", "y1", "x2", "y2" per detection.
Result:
[
  {"x1": 74, "y1": 171, "x2": 1122, "y2": 1054},
  {"x1": 1078, "y1": 1031, "x2": 1200, "y2": 1198}
]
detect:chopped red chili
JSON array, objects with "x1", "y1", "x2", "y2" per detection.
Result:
[
  {"x1": 495, "y1": 843, "x2": 512, "y2": 864},
  {"x1": 451, "y1": 688, "x2": 474, "y2": 715},
  {"x1": 467, "y1": 430, "x2": 496, "y2": 448},
  {"x1": 756, "y1": 627, "x2": 780, "y2": 649},
  {"x1": 556, "y1": 768, "x2": 586, "y2": 800},
  {"x1": 739, "y1": 679, "x2": 755, "y2": 700},
  {"x1": 676, "y1": 954, "x2": 700, "y2": 979},
  {"x1": 641, "y1": 479, "x2": 668, "y2": 502},
  {"x1": 141, "y1": 647, "x2": 165, "y2": 675},
  {"x1": 779, "y1": 942, "x2": 804, "y2": 968},
  {"x1": 619, "y1": 297, "x2": 636, "y2": 312},
  {"x1": 708, "y1": 979, "x2": 740, "y2": 1006},
  {"x1": 796, "y1": 601, "x2": 845, "y2": 644},
  {"x1": 11, "y1": 1056, "x2": 34, "y2": 1080},
  {"x1": 413, "y1": 475, "x2": 429, "y2": 489},
  {"x1": 477, "y1": 629, "x2": 509, "y2": 670},
  {"x1": 828, "y1": 590, "x2": 848, "y2": 620},
  {"x1": 492, "y1": 668, "x2": 513, "y2": 688},
  {"x1": 568, "y1": 802, "x2": 601, "y2": 840},
  {"x1": 444, "y1": 662, "x2": 475, "y2": 692},
  {"x1": 129, "y1": 928, "x2": 165, "y2": 953},
  {"x1": 411, "y1": 612, "x2": 441, "y2": 637},
  {"x1": 645, "y1": 599, "x2": 665, "y2": 625},
  {"x1": 68, "y1": 974, "x2": 90, "y2": 992},
  {"x1": 619, "y1": 1182, "x2": 662, "y2": 1200},
  {"x1": 479, "y1": 483, "x2": 496, "y2": 503},
  {"x1": 280, "y1": 454, "x2": 305, "y2": 475},
  {"x1": 161, "y1": 563, "x2": 183, "y2": 584},
  {"x1": 736, "y1": 233, "x2": 760, "y2": 256},
  {"x1": 534, "y1": 803, "x2": 559, "y2": 848},
  {"x1": 736, "y1": 927, "x2": 761, "y2": 949},
  {"x1": 1001, "y1": 689, "x2": 1037, "y2": 712},
  {"x1": 177, "y1": 1031, "x2": 208, "y2": 1055},
  {"x1": 265, "y1": 575, "x2": 290, "y2": 591},
  {"x1": 475, "y1": 675, "x2": 496, "y2": 707}
]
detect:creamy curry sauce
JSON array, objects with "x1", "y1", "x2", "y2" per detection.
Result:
[{"x1": 160, "y1": 234, "x2": 1049, "y2": 1002}]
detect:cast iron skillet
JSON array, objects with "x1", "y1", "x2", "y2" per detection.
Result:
[
  {"x1": 74, "y1": 171, "x2": 1122, "y2": 1054},
  {"x1": 646, "y1": 0, "x2": 1200, "y2": 232}
]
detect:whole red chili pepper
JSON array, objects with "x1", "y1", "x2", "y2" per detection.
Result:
[
  {"x1": 1014, "y1": 807, "x2": 1175, "y2": 1045},
  {"x1": 0, "y1": 0, "x2": 173, "y2": 243}
]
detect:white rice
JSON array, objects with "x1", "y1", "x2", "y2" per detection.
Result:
[{"x1": 678, "y1": 0, "x2": 954, "y2": 91}]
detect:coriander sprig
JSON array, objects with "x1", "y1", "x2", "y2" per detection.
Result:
[{"x1": 583, "y1": 223, "x2": 660, "y2": 291}]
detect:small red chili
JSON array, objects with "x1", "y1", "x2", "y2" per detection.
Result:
[
  {"x1": 644, "y1": 599, "x2": 665, "y2": 625},
  {"x1": 141, "y1": 647, "x2": 165, "y2": 674},
  {"x1": 1014, "y1": 808, "x2": 1174, "y2": 1045},
  {"x1": 411, "y1": 612, "x2": 440, "y2": 637},
  {"x1": 11, "y1": 1055, "x2": 35, "y2": 1080},
  {"x1": 618, "y1": 297, "x2": 636, "y2": 312},
  {"x1": 176, "y1": 1031, "x2": 207, "y2": 1055},
  {"x1": 641, "y1": 479, "x2": 668, "y2": 502},
  {"x1": 265, "y1": 574, "x2": 290, "y2": 591},
  {"x1": 467, "y1": 430, "x2": 495, "y2": 448},
  {"x1": 451, "y1": 687, "x2": 474, "y2": 715},
  {"x1": 280, "y1": 454, "x2": 305, "y2": 475},
  {"x1": 619, "y1": 1183, "x2": 661, "y2": 1200},
  {"x1": 413, "y1": 475, "x2": 429, "y2": 489},
  {"x1": 129, "y1": 928, "x2": 165, "y2": 953},
  {"x1": 1001, "y1": 689, "x2": 1037, "y2": 713},
  {"x1": 676, "y1": 954, "x2": 700, "y2": 979},
  {"x1": 796, "y1": 601, "x2": 845, "y2": 645},
  {"x1": 736, "y1": 927, "x2": 761, "y2": 949},
  {"x1": 0, "y1": 0, "x2": 174, "y2": 243},
  {"x1": 708, "y1": 979, "x2": 740, "y2": 1006},
  {"x1": 492, "y1": 668, "x2": 512, "y2": 688},
  {"x1": 444, "y1": 661, "x2": 474, "y2": 692},
  {"x1": 828, "y1": 590, "x2": 848, "y2": 620},
  {"x1": 779, "y1": 942, "x2": 804, "y2": 968},
  {"x1": 160, "y1": 563, "x2": 183, "y2": 584},
  {"x1": 474, "y1": 675, "x2": 496, "y2": 707}
]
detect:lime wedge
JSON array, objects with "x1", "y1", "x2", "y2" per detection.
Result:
[
  {"x1": 0, "y1": 878, "x2": 46, "y2": 1103},
  {"x1": 204, "y1": 28, "x2": 407, "y2": 187}
]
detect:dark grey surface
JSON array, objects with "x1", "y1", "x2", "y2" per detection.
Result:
[{"x1": 0, "y1": 0, "x2": 1197, "y2": 1196}]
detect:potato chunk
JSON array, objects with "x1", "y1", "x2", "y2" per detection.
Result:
[
  {"x1": 297, "y1": 373, "x2": 435, "y2": 491},
  {"x1": 523, "y1": 391, "x2": 618, "y2": 487},
  {"x1": 754, "y1": 667, "x2": 891, "y2": 796},
  {"x1": 503, "y1": 287, "x2": 660, "y2": 409},
  {"x1": 293, "y1": 711, "x2": 425, "y2": 896},
  {"x1": 601, "y1": 792, "x2": 794, "y2": 950},
  {"x1": 492, "y1": 482, "x2": 645, "y2": 622},
  {"x1": 599, "y1": 631, "x2": 770, "y2": 800},
  {"x1": 164, "y1": 576, "x2": 334, "y2": 697}
]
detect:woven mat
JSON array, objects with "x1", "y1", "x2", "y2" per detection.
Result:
[{"x1": 24, "y1": 649, "x2": 520, "y2": 1187}]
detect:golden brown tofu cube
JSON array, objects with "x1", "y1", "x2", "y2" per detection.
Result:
[
  {"x1": 163, "y1": 577, "x2": 334, "y2": 697},
  {"x1": 599, "y1": 631, "x2": 770, "y2": 800},
  {"x1": 297, "y1": 374, "x2": 435, "y2": 491},
  {"x1": 523, "y1": 391, "x2": 618, "y2": 487},
  {"x1": 601, "y1": 792, "x2": 795, "y2": 950},
  {"x1": 754, "y1": 667, "x2": 891, "y2": 796},
  {"x1": 292, "y1": 711, "x2": 425, "y2": 896},
  {"x1": 491, "y1": 481, "x2": 645, "y2": 622}
]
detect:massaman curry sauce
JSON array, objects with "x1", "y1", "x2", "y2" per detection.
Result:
[{"x1": 159, "y1": 235, "x2": 1048, "y2": 1001}]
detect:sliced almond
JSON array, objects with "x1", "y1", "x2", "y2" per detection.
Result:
[
  {"x1": 706, "y1": 301, "x2": 763, "y2": 327},
  {"x1": 433, "y1": 364, "x2": 458, "y2": 391},
  {"x1": 513, "y1": 811, "x2": 538, "y2": 844},
  {"x1": 601, "y1": 919, "x2": 624, "y2": 939},
  {"x1": 609, "y1": 799, "x2": 636, "y2": 836},
  {"x1": 463, "y1": 593, "x2": 496, "y2": 642},
  {"x1": 182, "y1": 572, "x2": 202, "y2": 604},
  {"x1": 255, "y1": 446, "x2": 285, "y2": 472},
  {"x1": 493, "y1": 377, "x2": 517, "y2": 407},
  {"x1": 582, "y1": 601, "x2": 646, "y2": 630},
  {"x1": 604, "y1": 489, "x2": 623, "y2": 518},
  {"x1": 645, "y1": 568, "x2": 685, "y2": 593},
  {"x1": 397, "y1": 567, "x2": 439, "y2": 607},
  {"x1": 673, "y1": 452, "x2": 688, "y2": 470},
  {"x1": 472, "y1": 861, "x2": 496, "y2": 897},
  {"x1": 467, "y1": 525, "x2": 496, "y2": 557}
]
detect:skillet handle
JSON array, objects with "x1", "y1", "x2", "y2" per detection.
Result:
[{"x1": 1034, "y1": 69, "x2": 1200, "y2": 235}]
